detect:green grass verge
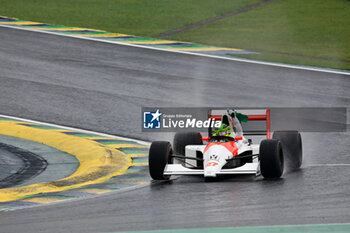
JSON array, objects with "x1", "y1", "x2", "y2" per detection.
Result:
[
  {"x1": 0, "y1": 0, "x2": 261, "y2": 36},
  {"x1": 113, "y1": 223, "x2": 350, "y2": 233},
  {"x1": 168, "y1": 0, "x2": 350, "y2": 70}
]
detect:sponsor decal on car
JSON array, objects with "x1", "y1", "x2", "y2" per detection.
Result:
[{"x1": 205, "y1": 161, "x2": 219, "y2": 167}]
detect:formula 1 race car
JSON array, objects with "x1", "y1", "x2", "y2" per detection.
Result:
[{"x1": 148, "y1": 109, "x2": 302, "y2": 180}]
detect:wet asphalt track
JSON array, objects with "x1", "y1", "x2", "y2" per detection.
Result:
[{"x1": 0, "y1": 27, "x2": 349, "y2": 233}]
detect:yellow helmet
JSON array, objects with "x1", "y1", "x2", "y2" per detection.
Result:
[{"x1": 213, "y1": 123, "x2": 231, "y2": 136}]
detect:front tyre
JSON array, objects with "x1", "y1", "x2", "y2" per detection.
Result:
[
  {"x1": 273, "y1": 131, "x2": 302, "y2": 169},
  {"x1": 148, "y1": 141, "x2": 173, "y2": 180},
  {"x1": 260, "y1": 139, "x2": 284, "y2": 178}
]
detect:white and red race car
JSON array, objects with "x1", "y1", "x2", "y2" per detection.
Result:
[{"x1": 149, "y1": 109, "x2": 302, "y2": 180}]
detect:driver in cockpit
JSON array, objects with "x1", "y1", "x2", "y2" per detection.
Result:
[{"x1": 212, "y1": 109, "x2": 246, "y2": 140}]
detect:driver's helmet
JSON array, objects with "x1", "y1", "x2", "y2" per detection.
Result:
[{"x1": 213, "y1": 123, "x2": 232, "y2": 137}]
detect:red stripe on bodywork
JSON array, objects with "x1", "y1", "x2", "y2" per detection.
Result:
[
  {"x1": 203, "y1": 141, "x2": 238, "y2": 156},
  {"x1": 266, "y1": 109, "x2": 271, "y2": 139},
  {"x1": 209, "y1": 114, "x2": 267, "y2": 121}
]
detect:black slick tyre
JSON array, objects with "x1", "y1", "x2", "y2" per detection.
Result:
[
  {"x1": 173, "y1": 132, "x2": 203, "y2": 155},
  {"x1": 260, "y1": 139, "x2": 284, "y2": 178},
  {"x1": 148, "y1": 141, "x2": 173, "y2": 180},
  {"x1": 273, "y1": 131, "x2": 302, "y2": 169}
]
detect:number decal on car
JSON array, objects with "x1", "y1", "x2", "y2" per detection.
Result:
[{"x1": 205, "y1": 161, "x2": 219, "y2": 167}]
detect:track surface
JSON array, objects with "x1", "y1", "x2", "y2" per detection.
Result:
[{"x1": 0, "y1": 27, "x2": 349, "y2": 233}]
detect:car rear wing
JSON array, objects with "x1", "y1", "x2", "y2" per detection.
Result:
[{"x1": 207, "y1": 109, "x2": 271, "y2": 139}]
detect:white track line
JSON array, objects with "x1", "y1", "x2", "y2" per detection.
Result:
[
  {"x1": 0, "y1": 114, "x2": 150, "y2": 146},
  {"x1": 1, "y1": 24, "x2": 349, "y2": 76},
  {"x1": 306, "y1": 164, "x2": 350, "y2": 167}
]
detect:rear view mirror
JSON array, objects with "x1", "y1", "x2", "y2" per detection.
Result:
[{"x1": 235, "y1": 136, "x2": 243, "y2": 141}]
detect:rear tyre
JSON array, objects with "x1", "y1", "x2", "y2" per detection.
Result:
[
  {"x1": 148, "y1": 141, "x2": 173, "y2": 180},
  {"x1": 273, "y1": 131, "x2": 302, "y2": 169},
  {"x1": 260, "y1": 139, "x2": 284, "y2": 178},
  {"x1": 173, "y1": 132, "x2": 203, "y2": 155}
]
